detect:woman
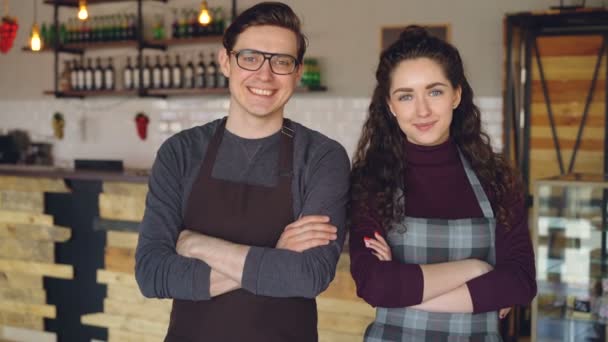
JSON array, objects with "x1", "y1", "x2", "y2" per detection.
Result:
[{"x1": 349, "y1": 26, "x2": 536, "y2": 341}]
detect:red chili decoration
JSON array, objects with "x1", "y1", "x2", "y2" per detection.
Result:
[
  {"x1": 0, "y1": 16, "x2": 18, "y2": 54},
  {"x1": 135, "y1": 112, "x2": 150, "y2": 140}
]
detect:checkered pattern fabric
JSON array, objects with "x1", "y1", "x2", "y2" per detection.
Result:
[{"x1": 364, "y1": 151, "x2": 501, "y2": 342}]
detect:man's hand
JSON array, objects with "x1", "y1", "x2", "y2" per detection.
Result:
[
  {"x1": 176, "y1": 229, "x2": 201, "y2": 258},
  {"x1": 276, "y1": 215, "x2": 337, "y2": 252}
]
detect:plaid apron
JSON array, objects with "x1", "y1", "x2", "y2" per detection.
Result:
[{"x1": 364, "y1": 151, "x2": 501, "y2": 342}]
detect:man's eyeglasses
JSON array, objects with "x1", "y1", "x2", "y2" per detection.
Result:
[{"x1": 230, "y1": 49, "x2": 299, "y2": 75}]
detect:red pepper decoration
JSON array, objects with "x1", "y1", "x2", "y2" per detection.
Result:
[
  {"x1": 0, "y1": 16, "x2": 18, "y2": 54},
  {"x1": 135, "y1": 112, "x2": 150, "y2": 140}
]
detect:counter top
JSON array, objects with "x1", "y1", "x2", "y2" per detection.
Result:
[{"x1": 0, "y1": 164, "x2": 149, "y2": 183}]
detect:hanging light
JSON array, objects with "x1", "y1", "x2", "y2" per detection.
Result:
[
  {"x1": 198, "y1": 0, "x2": 212, "y2": 26},
  {"x1": 30, "y1": 0, "x2": 42, "y2": 51},
  {"x1": 78, "y1": 0, "x2": 88, "y2": 21},
  {"x1": 30, "y1": 23, "x2": 41, "y2": 51}
]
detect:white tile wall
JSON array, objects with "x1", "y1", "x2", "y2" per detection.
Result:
[{"x1": 0, "y1": 96, "x2": 502, "y2": 168}]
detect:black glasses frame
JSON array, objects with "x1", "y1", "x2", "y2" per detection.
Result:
[{"x1": 230, "y1": 49, "x2": 299, "y2": 75}]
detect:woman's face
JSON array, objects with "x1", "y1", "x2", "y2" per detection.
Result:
[{"x1": 387, "y1": 57, "x2": 461, "y2": 146}]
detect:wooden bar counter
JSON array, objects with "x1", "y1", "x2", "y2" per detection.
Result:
[{"x1": 0, "y1": 165, "x2": 373, "y2": 342}]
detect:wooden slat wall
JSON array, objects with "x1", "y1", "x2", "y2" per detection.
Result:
[
  {"x1": 529, "y1": 35, "x2": 606, "y2": 187},
  {"x1": 0, "y1": 176, "x2": 73, "y2": 342},
  {"x1": 82, "y1": 182, "x2": 374, "y2": 341}
]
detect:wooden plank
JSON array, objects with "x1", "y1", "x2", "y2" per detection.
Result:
[
  {"x1": 531, "y1": 112, "x2": 604, "y2": 127},
  {"x1": 0, "y1": 313, "x2": 44, "y2": 330},
  {"x1": 105, "y1": 247, "x2": 135, "y2": 274},
  {"x1": 0, "y1": 288, "x2": 46, "y2": 304},
  {"x1": 0, "y1": 223, "x2": 70, "y2": 242},
  {"x1": 106, "y1": 284, "x2": 148, "y2": 304},
  {"x1": 531, "y1": 80, "x2": 604, "y2": 103},
  {"x1": 0, "y1": 260, "x2": 73, "y2": 279},
  {"x1": 0, "y1": 176, "x2": 68, "y2": 193},
  {"x1": 0, "y1": 191, "x2": 44, "y2": 213},
  {"x1": 531, "y1": 126, "x2": 604, "y2": 140},
  {"x1": 530, "y1": 137, "x2": 603, "y2": 151},
  {"x1": 531, "y1": 102, "x2": 604, "y2": 117},
  {"x1": 0, "y1": 272, "x2": 43, "y2": 289},
  {"x1": 318, "y1": 310, "x2": 371, "y2": 335},
  {"x1": 81, "y1": 312, "x2": 168, "y2": 336},
  {"x1": 0, "y1": 211, "x2": 53, "y2": 226},
  {"x1": 107, "y1": 231, "x2": 139, "y2": 249},
  {"x1": 319, "y1": 271, "x2": 358, "y2": 301},
  {"x1": 108, "y1": 328, "x2": 164, "y2": 342},
  {"x1": 103, "y1": 182, "x2": 148, "y2": 198},
  {"x1": 319, "y1": 329, "x2": 364, "y2": 342},
  {"x1": 97, "y1": 270, "x2": 137, "y2": 287},
  {"x1": 104, "y1": 298, "x2": 171, "y2": 323},
  {"x1": 0, "y1": 326, "x2": 56, "y2": 342},
  {"x1": 317, "y1": 297, "x2": 375, "y2": 318},
  {"x1": 0, "y1": 239, "x2": 54, "y2": 262},
  {"x1": 530, "y1": 56, "x2": 606, "y2": 81},
  {"x1": 99, "y1": 193, "x2": 145, "y2": 222},
  {"x1": 536, "y1": 35, "x2": 603, "y2": 57},
  {"x1": 0, "y1": 300, "x2": 56, "y2": 318}
]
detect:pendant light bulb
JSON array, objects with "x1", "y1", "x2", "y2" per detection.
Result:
[
  {"x1": 198, "y1": 1, "x2": 212, "y2": 26},
  {"x1": 78, "y1": 0, "x2": 88, "y2": 21},
  {"x1": 30, "y1": 23, "x2": 42, "y2": 51}
]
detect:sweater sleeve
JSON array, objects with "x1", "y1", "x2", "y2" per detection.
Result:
[
  {"x1": 349, "y1": 201, "x2": 424, "y2": 307},
  {"x1": 241, "y1": 140, "x2": 350, "y2": 298},
  {"x1": 135, "y1": 136, "x2": 212, "y2": 300},
  {"x1": 466, "y1": 191, "x2": 537, "y2": 313}
]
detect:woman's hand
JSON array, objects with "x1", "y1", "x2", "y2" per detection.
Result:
[
  {"x1": 364, "y1": 231, "x2": 392, "y2": 261},
  {"x1": 499, "y1": 307, "x2": 511, "y2": 319}
]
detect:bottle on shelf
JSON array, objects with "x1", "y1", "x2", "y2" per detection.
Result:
[
  {"x1": 195, "y1": 52, "x2": 206, "y2": 88},
  {"x1": 172, "y1": 54, "x2": 183, "y2": 89},
  {"x1": 152, "y1": 55, "x2": 163, "y2": 89},
  {"x1": 142, "y1": 55, "x2": 152, "y2": 89},
  {"x1": 171, "y1": 8, "x2": 180, "y2": 39},
  {"x1": 76, "y1": 59, "x2": 85, "y2": 91},
  {"x1": 59, "y1": 61, "x2": 71, "y2": 92},
  {"x1": 179, "y1": 9, "x2": 188, "y2": 39},
  {"x1": 153, "y1": 14, "x2": 165, "y2": 40},
  {"x1": 186, "y1": 9, "x2": 196, "y2": 38},
  {"x1": 184, "y1": 57, "x2": 195, "y2": 89},
  {"x1": 123, "y1": 56, "x2": 134, "y2": 90},
  {"x1": 206, "y1": 53, "x2": 218, "y2": 88},
  {"x1": 105, "y1": 57, "x2": 116, "y2": 91},
  {"x1": 128, "y1": 14, "x2": 137, "y2": 40},
  {"x1": 70, "y1": 59, "x2": 79, "y2": 91},
  {"x1": 162, "y1": 55, "x2": 172, "y2": 89},
  {"x1": 94, "y1": 57, "x2": 104, "y2": 90},
  {"x1": 133, "y1": 56, "x2": 141, "y2": 90},
  {"x1": 84, "y1": 58, "x2": 94, "y2": 91}
]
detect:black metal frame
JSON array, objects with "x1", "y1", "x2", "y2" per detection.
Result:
[
  {"x1": 47, "y1": 0, "x2": 237, "y2": 99},
  {"x1": 503, "y1": 9, "x2": 608, "y2": 342},
  {"x1": 503, "y1": 10, "x2": 608, "y2": 191}
]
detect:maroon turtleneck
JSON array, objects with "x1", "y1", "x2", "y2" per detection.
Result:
[{"x1": 349, "y1": 138, "x2": 537, "y2": 313}]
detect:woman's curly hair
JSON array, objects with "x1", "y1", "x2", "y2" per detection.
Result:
[{"x1": 350, "y1": 26, "x2": 522, "y2": 231}]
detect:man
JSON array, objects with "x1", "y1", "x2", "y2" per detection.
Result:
[{"x1": 134, "y1": 2, "x2": 350, "y2": 341}]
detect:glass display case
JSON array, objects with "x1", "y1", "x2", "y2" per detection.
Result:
[{"x1": 532, "y1": 174, "x2": 608, "y2": 342}]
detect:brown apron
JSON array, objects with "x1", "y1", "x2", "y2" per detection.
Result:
[{"x1": 165, "y1": 118, "x2": 317, "y2": 342}]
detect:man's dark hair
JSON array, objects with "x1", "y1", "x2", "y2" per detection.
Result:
[{"x1": 222, "y1": 2, "x2": 308, "y2": 62}]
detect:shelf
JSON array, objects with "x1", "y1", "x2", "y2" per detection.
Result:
[
  {"x1": 43, "y1": 86, "x2": 327, "y2": 99},
  {"x1": 60, "y1": 40, "x2": 138, "y2": 52},
  {"x1": 21, "y1": 46, "x2": 54, "y2": 53},
  {"x1": 147, "y1": 36, "x2": 223, "y2": 47},
  {"x1": 44, "y1": 90, "x2": 138, "y2": 98},
  {"x1": 296, "y1": 85, "x2": 328, "y2": 92},
  {"x1": 144, "y1": 88, "x2": 229, "y2": 97},
  {"x1": 44, "y1": 0, "x2": 166, "y2": 7}
]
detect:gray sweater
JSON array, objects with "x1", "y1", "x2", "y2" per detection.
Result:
[{"x1": 135, "y1": 118, "x2": 350, "y2": 300}]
